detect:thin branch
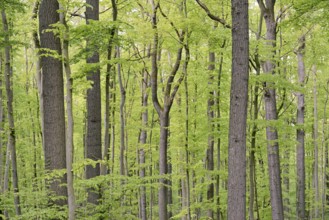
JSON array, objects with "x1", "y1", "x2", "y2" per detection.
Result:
[
  {"x1": 275, "y1": 5, "x2": 292, "y2": 24},
  {"x1": 195, "y1": 0, "x2": 231, "y2": 28},
  {"x1": 257, "y1": 0, "x2": 267, "y2": 13},
  {"x1": 158, "y1": 4, "x2": 180, "y2": 38}
]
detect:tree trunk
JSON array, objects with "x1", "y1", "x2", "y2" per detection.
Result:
[
  {"x1": 39, "y1": 0, "x2": 67, "y2": 206},
  {"x1": 85, "y1": 0, "x2": 102, "y2": 204},
  {"x1": 2, "y1": 10, "x2": 22, "y2": 216},
  {"x1": 0, "y1": 55, "x2": 3, "y2": 217},
  {"x1": 183, "y1": 44, "x2": 191, "y2": 220},
  {"x1": 102, "y1": 0, "x2": 117, "y2": 176},
  {"x1": 312, "y1": 64, "x2": 320, "y2": 218},
  {"x1": 139, "y1": 65, "x2": 149, "y2": 220},
  {"x1": 59, "y1": 9, "x2": 76, "y2": 219},
  {"x1": 257, "y1": 1, "x2": 284, "y2": 219},
  {"x1": 296, "y1": 35, "x2": 306, "y2": 220},
  {"x1": 206, "y1": 50, "x2": 215, "y2": 219},
  {"x1": 323, "y1": 80, "x2": 329, "y2": 216},
  {"x1": 227, "y1": 0, "x2": 249, "y2": 219}
]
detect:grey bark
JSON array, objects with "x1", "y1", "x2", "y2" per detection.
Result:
[
  {"x1": 257, "y1": 1, "x2": 284, "y2": 219},
  {"x1": 150, "y1": 1, "x2": 185, "y2": 219},
  {"x1": 227, "y1": 0, "x2": 249, "y2": 219},
  {"x1": 2, "y1": 10, "x2": 22, "y2": 216},
  {"x1": 85, "y1": 0, "x2": 102, "y2": 204},
  {"x1": 117, "y1": 47, "x2": 127, "y2": 177},
  {"x1": 139, "y1": 68, "x2": 148, "y2": 220},
  {"x1": 312, "y1": 64, "x2": 320, "y2": 218},
  {"x1": 39, "y1": 0, "x2": 67, "y2": 206},
  {"x1": 181, "y1": 41, "x2": 191, "y2": 220},
  {"x1": 59, "y1": 9, "x2": 76, "y2": 219},
  {"x1": 296, "y1": 36, "x2": 306, "y2": 220},
  {"x1": 206, "y1": 50, "x2": 215, "y2": 219},
  {"x1": 102, "y1": 0, "x2": 117, "y2": 176}
]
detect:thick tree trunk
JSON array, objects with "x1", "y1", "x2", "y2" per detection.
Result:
[
  {"x1": 39, "y1": 0, "x2": 67, "y2": 206},
  {"x1": 296, "y1": 36, "x2": 306, "y2": 220},
  {"x1": 227, "y1": 0, "x2": 249, "y2": 219},
  {"x1": 85, "y1": 0, "x2": 102, "y2": 204},
  {"x1": 257, "y1": 1, "x2": 284, "y2": 219}
]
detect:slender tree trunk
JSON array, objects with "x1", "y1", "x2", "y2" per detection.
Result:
[
  {"x1": 0, "y1": 55, "x2": 3, "y2": 217},
  {"x1": 139, "y1": 68, "x2": 149, "y2": 220},
  {"x1": 117, "y1": 47, "x2": 127, "y2": 177},
  {"x1": 3, "y1": 141, "x2": 10, "y2": 219},
  {"x1": 216, "y1": 51, "x2": 223, "y2": 220},
  {"x1": 312, "y1": 64, "x2": 320, "y2": 218},
  {"x1": 60, "y1": 9, "x2": 76, "y2": 219},
  {"x1": 257, "y1": 1, "x2": 284, "y2": 219},
  {"x1": 2, "y1": 10, "x2": 22, "y2": 216},
  {"x1": 102, "y1": 0, "x2": 117, "y2": 176},
  {"x1": 296, "y1": 35, "x2": 306, "y2": 220},
  {"x1": 183, "y1": 44, "x2": 191, "y2": 220},
  {"x1": 206, "y1": 50, "x2": 215, "y2": 219},
  {"x1": 150, "y1": 1, "x2": 185, "y2": 219},
  {"x1": 322, "y1": 80, "x2": 329, "y2": 220},
  {"x1": 227, "y1": 0, "x2": 249, "y2": 219},
  {"x1": 85, "y1": 0, "x2": 102, "y2": 204}
]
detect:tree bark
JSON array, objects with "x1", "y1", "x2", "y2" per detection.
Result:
[
  {"x1": 139, "y1": 67, "x2": 149, "y2": 220},
  {"x1": 227, "y1": 0, "x2": 249, "y2": 219},
  {"x1": 257, "y1": 1, "x2": 284, "y2": 219},
  {"x1": 312, "y1": 64, "x2": 320, "y2": 218},
  {"x1": 39, "y1": 0, "x2": 67, "y2": 206},
  {"x1": 206, "y1": 49, "x2": 215, "y2": 220},
  {"x1": 102, "y1": 0, "x2": 117, "y2": 176},
  {"x1": 59, "y1": 8, "x2": 76, "y2": 219},
  {"x1": 85, "y1": 0, "x2": 102, "y2": 204},
  {"x1": 296, "y1": 35, "x2": 306, "y2": 220},
  {"x1": 150, "y1": 2, "x2": 186, "y2": 219},
  {"x1": 2, "y1": 10, "x2": 22, "y2": 216}
]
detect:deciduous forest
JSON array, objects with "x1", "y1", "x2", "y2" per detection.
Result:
[{"x1": 0, "y1": 0, "x2": 328, "y2": 219}]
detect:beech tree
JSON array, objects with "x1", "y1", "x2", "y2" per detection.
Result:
[
  {"x1": 39, "y1": 0, "x2": 67, "y2": 207},
  {"x1": 85, "y1": 0, "x2": 102, "y2": 205},
  {"x1": 2, "y1": 0, "x2": 329, "y2": 219},
  {"x1": 227, "y1": 0, "x2": 249, "y2": 219},
  {"x1": 257, "y1": 0, "x2": 284, "y2": 218}
]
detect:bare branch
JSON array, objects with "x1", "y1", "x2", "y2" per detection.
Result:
[{"x1": 195, "y1": 0, "x2": 231, "y2": 28}]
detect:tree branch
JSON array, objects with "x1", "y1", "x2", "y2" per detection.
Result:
[
  {"x1": 257, "y1": 0, "x2": 267, "y2": 13},
  {"x1": 195, "y1": 0, "x2": 231, "y2": 28}
]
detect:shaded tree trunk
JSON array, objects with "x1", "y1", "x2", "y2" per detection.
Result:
[
  {"x1": 39, "y1": 0, "x2": 67, "y2": 206},
  {"x1": 85, "y1": 0, "x2": 102, "y2": 204},
  {"x1": 227, "y1": 0, "x2": 249, "y2": 219}
]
